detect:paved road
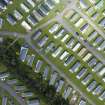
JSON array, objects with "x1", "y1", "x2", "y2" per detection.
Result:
[
  {"x1": 25, "y1": 35, "x2": 96, "y2": 105},
  {"x1": 0, "y1": 81, "x2": 26, "y2": 105},
  {"x1": 0, "y1": 1, "x2": 101, "y2": 105},
  {"x1": 24, "y1": 1, "x2": 104, "y2": 105},
  {"x1": 58, "y1": 0, "x2": 105, "y2": 65},
  {"x1": 73, "y1": 5, "x2": 105, "y2": 40},
  {"x1": 55, "y1": 0, "x2": 105, "y2": 65},
  {"x1": 0, "y1": 31, "x2": 25, "y2": 38},
  {"x1": 0, "y1": 18, "x2": 56, "y2": 40},
  {"x1": 30, "y1": 18, "x2": 56, "y2": 35},
  {"x1": 56, "y1": 15, "x2": 105, "y2": 65},
  {"x1": 0, "y1": 0, "x2": 96, "y2": 105}
]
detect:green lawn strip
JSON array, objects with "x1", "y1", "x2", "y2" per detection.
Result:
[
  {"x1": 1, "y1": 37, "x2": 69, "y2": 105},
  {"x1": 30, "y1": 24, "x2": 105, "y2": 105},
  {"x1": 0, "y1": 0, "x2": 65, "y2": 34},
  {"x1": 10, "y1": 65, "x2": 68, "y2": 105},
  {"x1": 43, "y1": 22, "x2": 105, "y2": 86},
  {"x1": 24, "y1": 46, "x2": 65, "y2": 93},
  {"x1": 77, "y1": 0, "x2": 105, "y2": 34},
  {"x1": 86, "y1": 102, "x2": 93, "y2": 105},
  {"x1": 0, "y1": 37, "x2": 48, "y2": 105},
  {"x1": 45, "y1": 53, "x2": 104, "y2": 105},
  {"x1": 63, "y1": 16, "x2": 105, "y2": 57},
  {"x1": 21, "y1": 46, "x2": 70, "y2": 105},
  {"x1": 31, "y1": 36, "x2": 103, "y2": 105},
  {"x1": 63, "y1": 17, "x2": 89, "y2": 39},
  {"x1": 0, "y1": 96, "x2": 2, "y2": 105},
  {"x1": 63, "y1": 17, "x2": 105, "y2": 65},
  {"x1": 0, "y1": 63, "x2": 7, "y2": 72},
  {"x1": 31, "y1": 49, "x2": 92, "y2": 105},
  {"x1": 0, "y1": 0, "x2": 26, "y2": 33},
  {"x1": 29, "y1": 0, "x2": 66, "y2": 35},
  {"x1": 33, "y1": 21, "x2": 105, "y2": 90},
  {"x1": 0, "y1": 0, "x2": 43, "y2": 33},
  {"x1": 78, "y1": 3, "x2": 105, "y2": 33}
]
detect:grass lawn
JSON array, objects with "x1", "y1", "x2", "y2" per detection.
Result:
[
  {"x1": 1, "y1": 0, "x2": 105, "y2": 105},
  {"x1": 30, "y1": 22, "x2": 105, "y2": 105},
  {"x1": 0, "y1": 0, "x2": 66, "y2": 34},
  {"x1": 0, "y1": 96, "x2": 2, "y2": 105},
  {"x1": 0, "y1": 63, "x2": 7, "y2": 72}
]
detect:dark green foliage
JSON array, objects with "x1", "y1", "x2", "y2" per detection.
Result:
[
  {"x1": 0, "y1": 37, "x2": 69, "y2": 105},
  {"x1": 0, "y1": 37, "x2": 20, "y2": 67}
]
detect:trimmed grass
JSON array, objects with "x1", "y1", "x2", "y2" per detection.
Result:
[
  {"x1": 0, "y1": 96, "x2": 2, "y2": 105},
  {"x1": 30, "y1": 22, "x2": 105, "y2": 105},
  {"x1": 0, "y1": 0, "x2": 66, "y2": 34},
  {"x1": 0, "y1": 63, "x2": 7, "y2": 72}
]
